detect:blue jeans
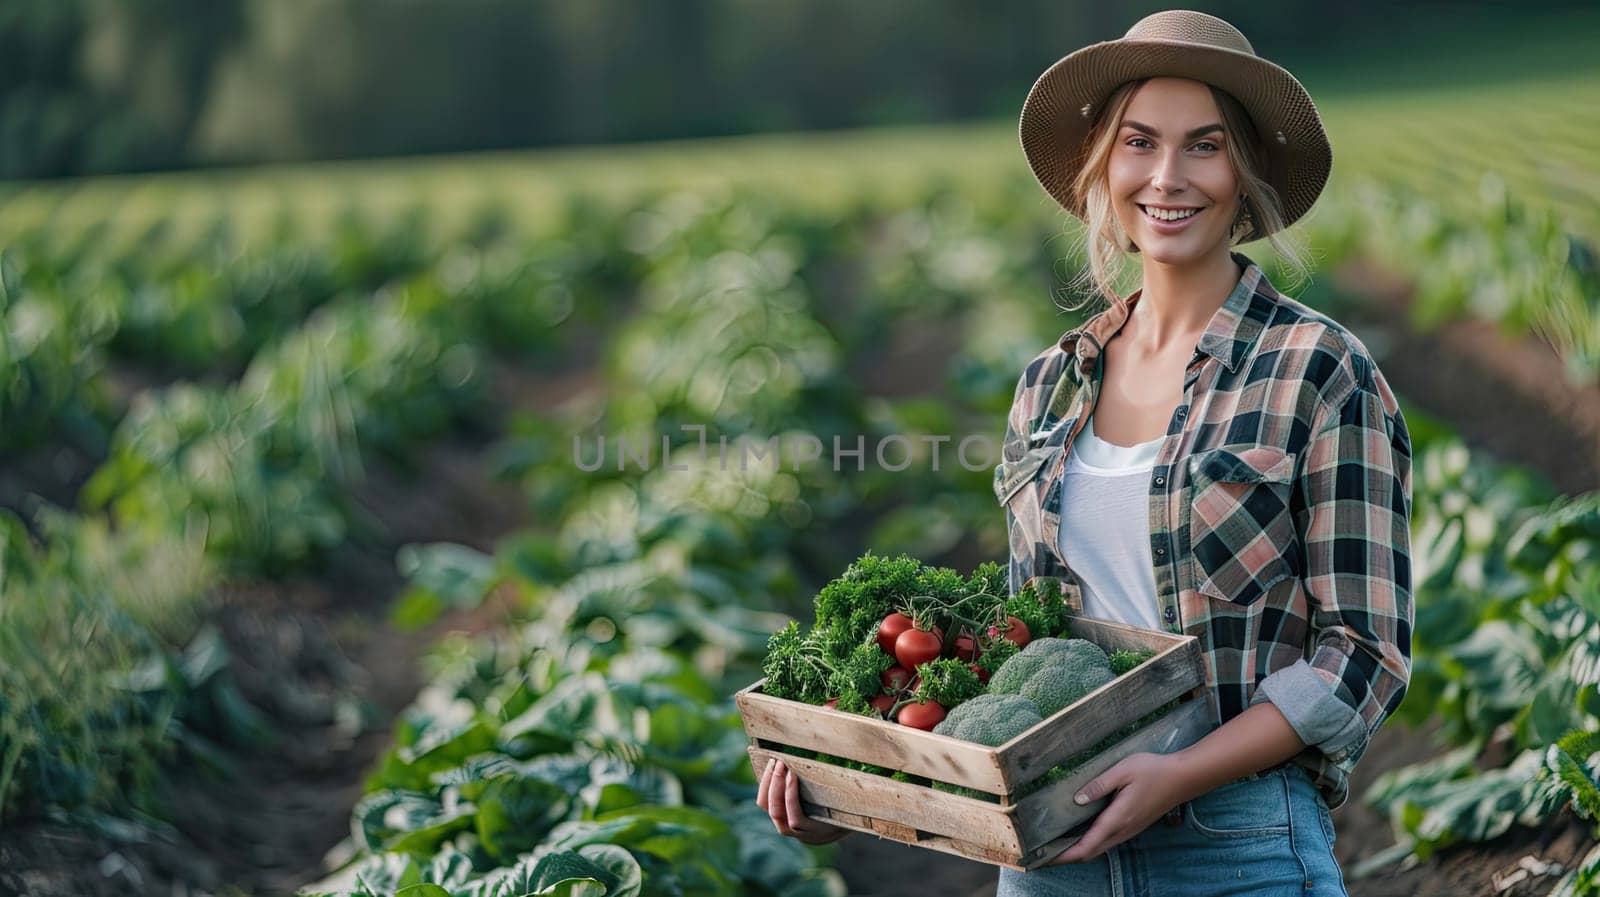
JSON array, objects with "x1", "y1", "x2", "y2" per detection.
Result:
[{"x1": 996, "y1": 762, "x2": 1348, "y2": 897}]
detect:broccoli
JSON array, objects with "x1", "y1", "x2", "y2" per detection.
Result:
[
  {"x1": 989, "y1": 638, "x2": 1114, "y2": 718},
  {"x1": 1018, "y1": 663, "x2": 1113, "y2": 717},
  {"x1": 931, "y1": 693, "x2": 1042, "y2": 746},
  {"x1": 985, "y1": 637, "x2": 1096, "y2": 692}
]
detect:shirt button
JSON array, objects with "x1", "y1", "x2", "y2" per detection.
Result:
[
  {"x1": 1154, "y1": 475, "x2": 1165, "y2": 486},
  {"x1": 1155, "y1": 546, "x2": 1165, "y2": 556}
]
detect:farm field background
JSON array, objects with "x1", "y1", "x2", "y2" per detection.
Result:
[{"x1": 2, "y1": 10, "x2": 1600, "y2": 897}]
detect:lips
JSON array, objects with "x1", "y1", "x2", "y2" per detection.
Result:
[
  {"x1": 1140, "y1": 204, "x2": 1203, "y2": 219},
  {"x1": 1139, "y1": 204, "x2": 1205, "y2": 232}
]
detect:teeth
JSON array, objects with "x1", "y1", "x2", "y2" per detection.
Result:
[{"x1": 1143, "y1": 205, "x2": 1199, "y2": 222}]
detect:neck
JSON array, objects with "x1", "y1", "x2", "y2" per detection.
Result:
[{"x1": 1127, "y1": 251, "x2": 1242, "y2": 353}]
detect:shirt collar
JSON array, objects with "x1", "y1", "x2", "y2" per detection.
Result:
[{"x1": 1058, "y1": 251, "x2": 1274, "y2": 376}]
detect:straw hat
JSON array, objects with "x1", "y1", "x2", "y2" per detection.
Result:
[{"x1": 1018, "y1": 9, "x2": 1332, "y2": 244}]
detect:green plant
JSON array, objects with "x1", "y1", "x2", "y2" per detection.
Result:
[
  {"x1": 987, "y1": 638, "x2": 1114, "y2": 716},
  {"x1": 930, "y1": 693, "x2": 1041, "y2": 747}
]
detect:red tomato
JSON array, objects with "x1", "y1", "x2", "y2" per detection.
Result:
[
  {"x1": 898, "y1": 700, "x2": 947, "y2": 730},
  {"x1": 881, "y1": 665, "x2": 912, "y2": 693},
  {"x1": 823, "y1": 697, "x2": 839, "y2": 709},
  {"x1": 953, "y1": 634, "x2": 976, "y2": 661},
  {"x1": 894, "y1": 627, "x2": 944, "y2": 670},
  {"x1": 878, "y1": 612, "x2": 915, "y2": 655},
  {"x1": 1001, "y1": 616, "x2": 1031, "y2": 648},
  {"x1": 869, "y1": 692, "x2": 896, "y2": 716},
  {"x1": 968, "y1": 662, "x2": 990, "y2": 685}
]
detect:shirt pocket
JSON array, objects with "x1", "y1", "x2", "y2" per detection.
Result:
[
  {"x1": 993, "y1": 444, "x2": 1061, "y2": 509},
  {"x1": 1185, "y1": 444, "x2": 1300, "y2": 607}
]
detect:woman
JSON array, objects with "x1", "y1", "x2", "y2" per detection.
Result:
[{"x1": 759, "y1": 10, "x2": 1414, "y2": 896}]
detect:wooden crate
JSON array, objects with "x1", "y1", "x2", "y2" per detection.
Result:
[{"x1": 734, "y1": 615, "x2": 1212, "y2": 870}]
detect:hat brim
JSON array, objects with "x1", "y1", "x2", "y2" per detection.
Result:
[{"x1": 1019, "y1": 39, "x2": 1332, "y2": 243}]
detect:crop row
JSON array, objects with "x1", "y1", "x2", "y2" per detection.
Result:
[
  {"x1": 1347, "y1": 419, "x2": 1600, "y2": 890},
  {"x1": 0, "y1": 197, "x2": 637, "y2": 837}
]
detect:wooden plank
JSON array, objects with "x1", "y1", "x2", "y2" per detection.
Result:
[
  {"x1": 1010, "y1": 697, "x2": 1215, "y2": 869},
  {"x1": 736, "y1": 680, "x2": 1010, "y2": 793},
  {"x1": 996, "y1": 636, "x2": 1204, "y2": 788},
  {"x1": 747, "y1": 745, "x2": 1024, "y2": 855},
  {"x1": 1066, "y1": 615, "x2": 1191, "y2": 653},
  {"x1": 813, "y1": 803, "x2": 1031, "y2": 867}
]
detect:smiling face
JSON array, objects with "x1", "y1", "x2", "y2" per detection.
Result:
[{"x1": 1107, "y1": 77, "x2": 1242, "y2": 265}]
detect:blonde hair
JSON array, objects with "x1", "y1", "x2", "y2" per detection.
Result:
[{"x1": 1057, "y1": 78, "x2": 1314, "y2": 314}]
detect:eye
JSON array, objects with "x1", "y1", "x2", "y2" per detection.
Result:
[
  {"x1": 1126, "y1": 136, "x2": 1153, "y2": 149},
  {"x1": 1194, "y1": 140, "x2": 1220, "y2": 152}
]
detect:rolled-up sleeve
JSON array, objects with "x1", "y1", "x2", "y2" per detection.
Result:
[{"x1": 1249, "y1": 380, "x2": 1415, "y2": 774}]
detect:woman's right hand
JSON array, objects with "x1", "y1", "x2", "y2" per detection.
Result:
[{"x1": 756, "y1": 757, "x2": 851, "y2": 845}]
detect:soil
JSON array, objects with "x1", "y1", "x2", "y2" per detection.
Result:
[{"x1": 1328, "y1": 255, "x2": 1600, "y2": 495}]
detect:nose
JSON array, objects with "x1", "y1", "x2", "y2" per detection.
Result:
[{"x1": 1150, "y1": 146, "x2": 1188, "y2": 194}]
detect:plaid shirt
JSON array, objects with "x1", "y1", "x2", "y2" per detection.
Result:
[{"x1": 995, "y1": 250, "x2": 1414, "y2": 811}]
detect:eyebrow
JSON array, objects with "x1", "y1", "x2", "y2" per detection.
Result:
[{"x1": 1121, "y1": 120, "x2": 1225, "y2": 140}]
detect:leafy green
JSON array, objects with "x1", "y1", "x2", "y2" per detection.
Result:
[{"x1": 911, "y1": 658, "x2": 984, "y2": 710}]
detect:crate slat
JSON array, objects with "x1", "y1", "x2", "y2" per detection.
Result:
[
  {"x1": 812, "y1": 806, "x2": 1028, "y2": 867},
  {"x1": 736, "y1": 681, "x2": 1009, "y2": 792},
  {"x1": 1060, "y1": 616, "x2": 1177, "y2": 654},
  {"x1": 998, "y1": 620, "x2": 1205, "y2": 788},
  {"x1": 747, "y1": 745, "x2": 1023, "y2": 854}
]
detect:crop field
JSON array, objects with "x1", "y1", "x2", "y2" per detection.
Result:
[{"x1": 1, "y1": 43, "x2": 1598, "y2": 897}]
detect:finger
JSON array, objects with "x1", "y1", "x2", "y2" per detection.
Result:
[
  {"x1": 1074, "y1": 759, "x2": 1126, "y2": 806},
  {"x1": 768, "y1": 761, "x2": 792, "y2": 834},
  {"x1": 767, "y1": 761, "x2": 784, "y2": 830},
  {"x1": 783, "y1": 766, "x2": 812, "y2": 831},
  {"x1": 1056, "y1": 801, "x2": 1124, "y2": 864},
  {"x1": 756, "y1": 759, "x2": 770, "y2": 811}
]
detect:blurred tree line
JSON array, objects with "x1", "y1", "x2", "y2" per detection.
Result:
[{"x1": 0, "y1": 0, "x2": 1590, "y2": 181}]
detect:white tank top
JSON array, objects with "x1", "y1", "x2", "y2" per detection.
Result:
[{"x1": 1056, "y1": 413, "x2": 1164, "y2": 631}]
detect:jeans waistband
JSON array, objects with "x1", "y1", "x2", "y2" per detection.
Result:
[
  {"x1": 1161, "y1": 759, "x2": 1298, "y2": 827},
  {"x1": 1225, "y1": 758, "x2": 1297, "y2": 787}
]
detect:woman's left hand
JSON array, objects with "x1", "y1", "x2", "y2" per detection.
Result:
[{"x1": 1043, "y1": 751, "x2": 1192, "y2": 865}]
